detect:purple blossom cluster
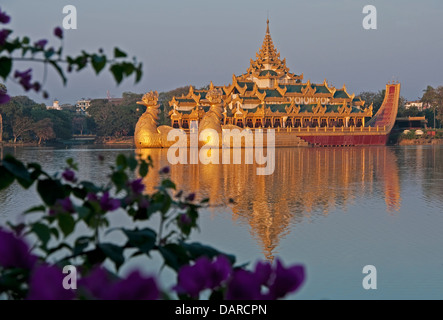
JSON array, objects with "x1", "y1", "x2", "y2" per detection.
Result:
[
  {"x1": 87, "y1": 191, "x2": 121, "y2": 212},
  {"x1": 174, "y1": 255, "x2": 305, "y2": 300},
  {"x1": 0, "y1": 229, "x2": 159, "y2": 300},
  {"x1": 226, "y1": 260, "x2": 305, "y2": 300},
  {"x1": 14, "y1": 69, "x2": 41, "y2": 92},
  {"x1": 0, "y1": 229, "x2": 37, "y2": 269},
  {"x1": 174, "y1": 256, "x2": 231, "y2": 298}
]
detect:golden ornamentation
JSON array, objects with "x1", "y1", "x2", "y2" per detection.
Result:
[{"x1": 134, "y1": 91, "x2": 174, "y2": 148}]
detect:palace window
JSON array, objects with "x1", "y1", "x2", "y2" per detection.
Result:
[
  {"x1": 173, "y1": 120, "x2": 179, "y2": 128},
  {"x1": 236, "y1": 119, "x2": 244, "y2": 128},
  {"x1": 337, "y1": 119, "x2": 344, "y2": 127},
  {"x1": 264, "y1": 119, "x2": 272, "y2": 128},
  {"x1": 255, "y1": 119, "x2": 262, "y2": 128},
  {"x1": 349, "y1": 118, "x2": 355, "y2": 127},
  {"x1": 312, "y1": 119, "x2": 319, "y2": 127},
  {"x1": 182, "y1": 120, "x2": 189, "y2": 129},
  {"x1": 320, "y1": 119, "x2": 327, "y2": 127},
  {"x1": 356, "y1": 119, "x2": 363, "y2": 127},
  {"x1": 286, "y1": 118, "x2": 293, "y2": 127},
  {"x1": 246, "y1": 118, "x2": 253, "y2": 128},
  {"x1": 274, "y1": 119, "x2": 281, "y2": 128},
  {"x1": 294, "y1": 119, "x2": 301, "y2": 127}
]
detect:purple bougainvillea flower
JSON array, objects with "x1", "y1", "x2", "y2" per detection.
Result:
[
  {"x1": 0, "y1": 91, "x2": 10, "y2": 104},
  {"x1": 105, "y1": 271, "x2": 159, "y2": 300},
  {"x1": 207, "y1": 255, "x2": 231, "y2": 289},
  {"x1": 59, "y1": 197, "x2": 74, "y2": 213},
  {"x1": 174, "y1": 255, "x2": 232, "y2": 298},
  {"x1": 0, "y1": 29, "x2": 11, "y2": 45},
  {"x1": 0, "y1": 229, "x2": 37, "y2": 269},
  {"x1": 179, "y1": 213, "x2": 191, "y2": 226},
  {"x1": 253, "y1": 261, "x2": 272, "y2": 286},
  {"x1": 185, "y1": 193, "x2": 195, "y2": 202},
  {"x1": 266, "y1": 259, "x2": 305, "y2": 300},
  {"x1": 226, "y1": 269, "x2": 263, "y2": 300},
  {"x1": 0, "y1": 8, "x2": 10, "y2": 24},
  {"x1": 175, "y1": 257, "x2": 211, "y2": 297},
  {"x1": 79, "y1": 267, "x2": 112, "y2": 299},
  {"x1": 34, "y1": 39, "x2": 47, "y2": 49},
  {"x1": 79, "y1": 268, "x2": 159, "y2": 300},
  {"x1": 100, "y1": 191, "x2": 120, "y2": 212},
  {"x1": 27, "y1": 265, "x2": 75, "y2": 300},
  {"x1": 160, "y1": 166, "x2": 170, "y2": 174},
  {"x1": 130, "y1": 178, "x2": 145, "y2": 195},
  {"x1": 14, "y1": 69, "x2": 33, "y2": 91},
  {"x1": 32, "y1": 82, "x2": 41, "y2": 92},
  {"x1": 54, "y1": 27, "x2": 63, "y2": 39},
  {"x1": 87, "y1": 192, "x2": 98, "y2": 202},
  {"x1": 62, "y1": 169, "x2": 76, "y2": 182}
]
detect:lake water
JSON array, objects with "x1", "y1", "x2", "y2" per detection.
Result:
[{"x1": 1, "y1": 145, "x2": 443, "y2": 299}]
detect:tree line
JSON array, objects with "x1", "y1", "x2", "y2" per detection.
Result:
[
  {"x1": 0, "y1": 85, "x2": 191, "y2": 144},
  {"x1": 1, "y1": 84, "x2": 441, "y2": 144},
  {"x1": 358, "y1": 85, "x2": 442, "y2": 129}
]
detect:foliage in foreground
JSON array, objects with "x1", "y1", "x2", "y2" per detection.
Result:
[{"x1": 0, "y1": 153, "x2": 305, "y2": 300}]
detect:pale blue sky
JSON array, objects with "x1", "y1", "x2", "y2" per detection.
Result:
[{"x1": 2, "y1": 0, "x2": 443, "y2": 103}]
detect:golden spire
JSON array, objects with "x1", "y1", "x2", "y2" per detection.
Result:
[{"x1": 266, "y1": 19, "x2": 270, "y2": 34}]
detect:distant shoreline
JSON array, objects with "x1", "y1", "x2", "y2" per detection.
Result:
[{"x1": 398, "y1": 138, "x2": 443, "y2": 145}]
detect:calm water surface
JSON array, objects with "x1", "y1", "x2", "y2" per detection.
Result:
[{"x1": 1, "y1": 145, "x2": 442, "y2": 299}]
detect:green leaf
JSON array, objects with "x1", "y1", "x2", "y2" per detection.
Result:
[
  {"x1": 31, "y1": 223, "x2": 51, "y2": 247},
  {"x1": 22, "y1": 36, "x2": 30, "y2": 44},
  {"x1": 0, "y1": 167, "x2": 15, "y2": 190},
  {"x1": 98, "y1": 243, "x2": 124, "y2": 269},
  {"x1": 158, "y1": 244, "x2": 189, "y2": 271},
  {"x1": 2, "y1": 155, "x2": 32, "y2": 188},
  {"x1": 49, "y1": 60, "x2": 67, "y2": 85},
  {"x1": 121, "y1": 62, "x2": 134, "y2": 76},
  {"x1": 114, "y1": 47, "x2": 127, "y2": 58},
  {"x1": 122, "y1": 228, "x2": 157, "y2": 255},
  {"x1": 91, "y1": 54, "x2": 106, "y2": 74},
  {"x1": 182, "y1": 242, "x2": 236, "y2": 265},
  {"x1": 139, "y1": 161, "x2": 149, "y2": 177},
  {"x1": 58, "y1": 213, "x2": 75, "y2": 237},
  {"x1": 135, "y1": 63, "x2": 143, "y2": 83},
  {"x1": 44, "y1": 48, "x2": 55, "y2": 59},
  {"x1": 73, "y1": 236, "x2": 92, "y2": 255},
  {"x1": 111, "y1": 171, "x2": 128, "y2": 191},
  {"x1": 127, "y1": 156, "x2": 138, "y2": 171},
  {"x1": 116, "y1": 154, "x2": 127, "y2": 170},
  {"x1": 37, "y1": 179, "x2": 67, "y2": 206},
  {"x1": 0, "y1": 57, "x2": 12, "y2": 80},
  {"x1": 161, "y1": 179, "x2": 176, "y2": 190},
  {"x1": 24, "y1": 205, "x2": 46, "y2": 214},
  {"x1": 110, "y1": 64, "x2": 123, "y2": 84}
]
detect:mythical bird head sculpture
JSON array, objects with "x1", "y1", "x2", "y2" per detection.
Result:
[{"x1": 137, "y1": 91, "x2": 159, "y2": 108}]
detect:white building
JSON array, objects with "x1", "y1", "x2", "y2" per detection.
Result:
[
  {"x1": 76, "y1": 99, "x2": 91, "y2": 114},
  {"x1": 46, "y1": 100, "x2": 62, "y2": 110},
  {"x1": 405, "y1": 100, "x2": 431, "y2": 111}
]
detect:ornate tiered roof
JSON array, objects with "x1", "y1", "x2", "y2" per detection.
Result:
[{"x1": 168, "y1": 20, "x2": 371, "y2": 121}]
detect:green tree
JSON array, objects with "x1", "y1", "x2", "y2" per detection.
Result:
[
  {"x1": 358, "y1": 90, "x2": 406, "y2": 116},
  {"x1": 32, "y1": 118, "x2": 55, "y2": 144},
  {"x1": 422, "y1": 85, "x2": 443, "y2": 128},
  {"x1": 12, "y1": 116, "x2": 33, "y2": 143}
]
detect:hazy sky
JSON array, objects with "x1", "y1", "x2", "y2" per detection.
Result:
[{"x1": 2, "y1": 0, "x2": 443, "y2": 104}]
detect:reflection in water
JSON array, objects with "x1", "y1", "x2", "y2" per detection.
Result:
[{"x1": 137, "y1": 147, "x2": 401, "y2": 261}]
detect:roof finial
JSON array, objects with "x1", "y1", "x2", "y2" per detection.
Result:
[{"x1": 266, "y1": 18, "x2": 270, "y2": 34}]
